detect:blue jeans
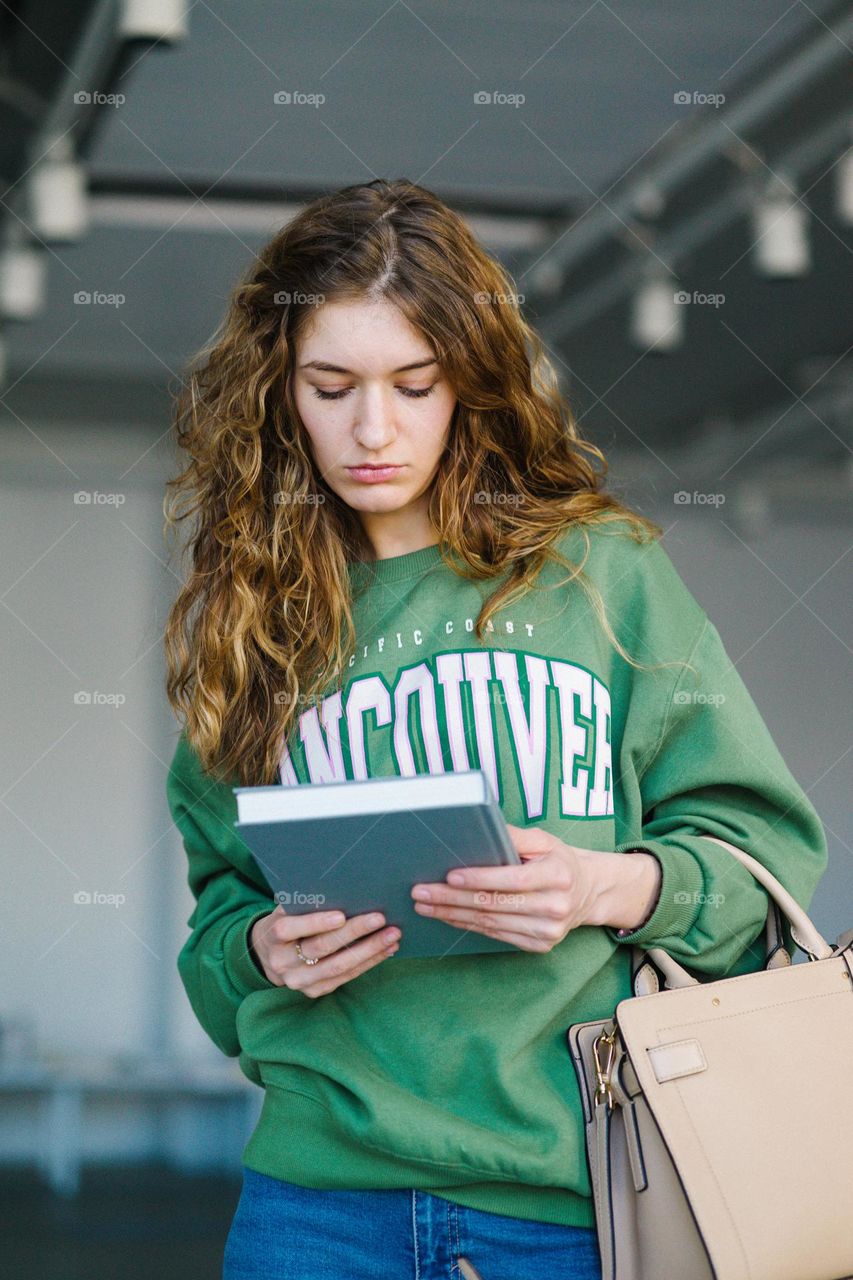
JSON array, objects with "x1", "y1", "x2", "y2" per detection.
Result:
[{"x1": 222, "y1": 1167, "x2": 603, "y2": 1280}]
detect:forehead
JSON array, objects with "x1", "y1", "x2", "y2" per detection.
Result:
[{"x1": 297, "y1": 298, "x2": 435, "y2": 372}]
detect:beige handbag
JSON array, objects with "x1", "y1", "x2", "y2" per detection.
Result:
[{"x1": 567, "y1": 837, "x2": 853, "y2": 1280}]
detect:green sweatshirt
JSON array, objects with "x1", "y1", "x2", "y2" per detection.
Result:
[{"x1": 167, "y1": 519, "x2": 827, "y2": 1228}]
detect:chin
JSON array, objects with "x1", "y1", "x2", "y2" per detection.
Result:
[{"x1": 342, "y1": 485, "x2": 415, "y2": 511}]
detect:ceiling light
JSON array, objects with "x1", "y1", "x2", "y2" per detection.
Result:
[
  {"x1": 751, "y1": 172, "x2": 810, "y2": 277},
  {"x1": 0, "y1": 239, "x2": 47, "y2": 320},
  {"x1": 119, "y1": 0, "x2": 189, "y2": 41},
  {"x1": 28, "y1": 136, "x2": 88, "y2": 242},
  {"x1": 629, "y1": 270, "x2": 683, "y2": 352}
]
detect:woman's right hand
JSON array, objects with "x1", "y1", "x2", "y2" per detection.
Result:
[{"x1": 249, "y1": 906, "x2": 401, "y2": 998}]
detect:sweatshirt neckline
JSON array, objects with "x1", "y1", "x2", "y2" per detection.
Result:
[{"x1": 348, "y1": 540, "x2": 445, "y2": 586}]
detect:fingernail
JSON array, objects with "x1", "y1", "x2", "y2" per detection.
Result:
[
  {"x1": 383, "y1": 928, "x2": 400, "y2": 942},
  {"x1": 368, "y1": 913, "x2": 384, "y2": 927}
]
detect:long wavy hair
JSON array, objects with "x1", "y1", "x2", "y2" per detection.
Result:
[{"x1": 163, "y1": 177, "x2": 665, "y2": 787}]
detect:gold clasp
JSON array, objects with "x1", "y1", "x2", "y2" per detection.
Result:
[{"x1": 593, "y1": 1026, "x2": 618, "y2": 1111}]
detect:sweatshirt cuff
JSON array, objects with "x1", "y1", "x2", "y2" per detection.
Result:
[
  {"x1": 223, "y1": 906, "x2": 278, "y2": 996},
  {"x1": 605, "y1": 840, "x2": 704, "y2": 948}
]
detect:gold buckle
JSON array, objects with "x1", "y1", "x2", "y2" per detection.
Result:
[{"x1": 593, "y1": 1026, "x2": 618, "y2": 1111}]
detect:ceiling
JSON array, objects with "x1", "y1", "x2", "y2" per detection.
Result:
[{"x1": 1, "y1": 0, "x2": 851, "y2": 492}]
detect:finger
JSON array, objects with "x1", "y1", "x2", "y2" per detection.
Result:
[
  {"x1": 416, "y1": 857, "x2": 556, "y2": 895},
  {"x1": 292, "y1": 911, "x2": 389, "y2": 962},
  {"x1": 412, "y1": 885, "x2": 559, "y2": 913},
  {"x1": 446, "y1": 860, "x2": 555, "y2": 891},
  {"x1": 286, "y1": 923, "x2": 400, "y2": 988},
  {"x1": 505, "y1": 822, "x2": 556, "y2": 856},
  {"x1": 303, "y1": 940, "x2": 400, "y2": 998},
  {"x1": 415, "y1": 902, "x2": 559, "y2": 940},
  {"x1": 269, "y1": 906, "x2": 348, "y2": 943}
]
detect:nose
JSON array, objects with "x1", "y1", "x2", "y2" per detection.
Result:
[{"x1": 351, "y1": 387, "x2": 398, "y2": 453}]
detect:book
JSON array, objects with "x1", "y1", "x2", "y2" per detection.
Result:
[{"x1": 233, "y1": 769, "x2": 522, "y2": 959}]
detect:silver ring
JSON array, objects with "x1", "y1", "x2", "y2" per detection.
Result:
[{"x1": 294, "y1": 939, "x2": 319, "y2": 966}]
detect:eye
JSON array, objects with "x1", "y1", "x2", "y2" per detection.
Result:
[
  {"x1": 311, "y1": 384, "x2": 436, "y2": 401},
  {"x1": 400, "y1": 385, "x2": 436, "y2": 399}
]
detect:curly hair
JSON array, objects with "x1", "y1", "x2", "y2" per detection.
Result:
[{"x1": 163, "y1": 177, "x2": 663, "y2": 786}]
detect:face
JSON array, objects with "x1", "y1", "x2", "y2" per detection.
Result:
[{"x1": 292, "y1": 297, "x2": 457, "y2": 558}]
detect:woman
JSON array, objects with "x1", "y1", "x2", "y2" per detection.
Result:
[{"x1": 163, "y1": 178, "x2": 827, "y2": 1280}]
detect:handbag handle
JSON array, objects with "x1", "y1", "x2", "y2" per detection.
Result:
[{"x1": 631, "y1": 836, "x2": 833, "y2": 994}]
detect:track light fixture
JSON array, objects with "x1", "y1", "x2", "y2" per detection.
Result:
[
  {"x1": 751, "y1": 171, "x2": 810, "y2": 278},
  {"x1": 28, "y1": 135, "x2": 89, "y2": 243},
  {"x1": 629, "y1": 267, "x2": 684, "y2": 353}
]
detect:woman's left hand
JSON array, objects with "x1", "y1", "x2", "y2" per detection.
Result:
[{"x1": 410, "y1": 823, "x2": 603, "y2": 953}]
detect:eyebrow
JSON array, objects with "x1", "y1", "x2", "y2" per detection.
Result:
[{"x1": 299, "y1": 358, "x2": 438, "y2": 375}]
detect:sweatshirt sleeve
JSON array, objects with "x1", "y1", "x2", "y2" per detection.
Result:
[
  {"x1": 608, "y1": 551, "x2": 828, "y2": 978},
  {"x1": 168, "y1": 731, "x2": 287, "y2": 1059}
]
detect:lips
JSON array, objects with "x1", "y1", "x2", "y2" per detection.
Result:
[{"x1": 347, "y1": 463, "x2": 403, "y2": 483}]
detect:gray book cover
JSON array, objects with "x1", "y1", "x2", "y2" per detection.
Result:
[{"x1": 233, "y1": 771, "x2": 522, "y2": 960}]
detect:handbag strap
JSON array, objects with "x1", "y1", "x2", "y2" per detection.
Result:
[{"x1": 631, "y1": 835, "x2": 834, "y2": 994}]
